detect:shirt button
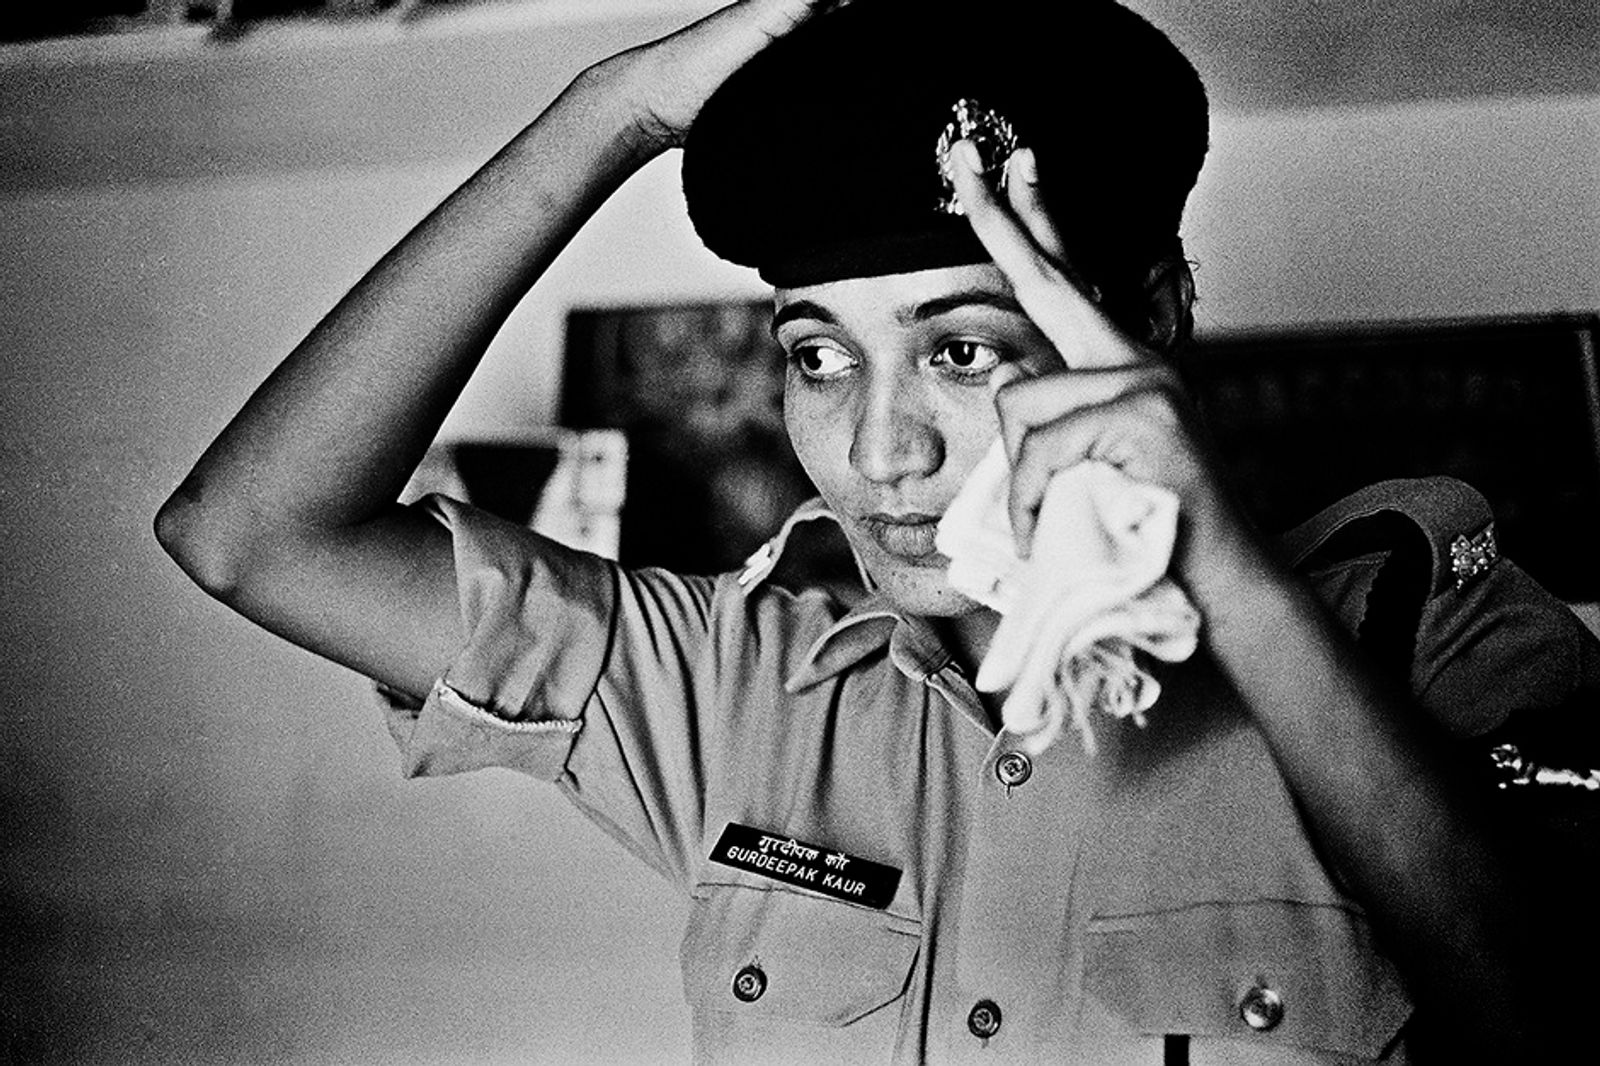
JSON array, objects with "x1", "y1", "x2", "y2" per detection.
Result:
[
  {"x1": 967, "y1": 999, "x2": 1003, "y2": 1039},
  {"x1": 732, "y1": 964, "x2": 767, "y2": 1003},
  {"x1": 1239, "y1": 985, "x2": 1284, "y2": 1031},
  {"x1": 995, "y1": 751, "x2": 1033, "y2": 787}
]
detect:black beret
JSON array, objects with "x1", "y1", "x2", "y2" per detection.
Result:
[{"x1": 682, "y1": 0, "x2": 1209, "y2": 296}]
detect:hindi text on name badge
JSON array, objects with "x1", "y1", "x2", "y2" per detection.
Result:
[{"x1": 709, "y1": 823, "x2": 902, "y2": 910}]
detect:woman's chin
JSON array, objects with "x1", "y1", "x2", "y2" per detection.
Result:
[
  {"x1": 869, "y1": 564, "x2": 985, "y2": 618},
  {"x1": 841, "y1": 525, "x2": 985, "y2": 617}
]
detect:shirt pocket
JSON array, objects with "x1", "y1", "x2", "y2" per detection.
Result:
[
  {"x1": 681, "y1": 881, "x2": 921, "y2": 1037},
  {"x1": 1082, "y1": 900, "x2": 1412, "y2": 1061}
]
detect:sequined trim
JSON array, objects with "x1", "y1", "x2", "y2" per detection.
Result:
[
  {"x1": 1449, "y1": 523, "x2": 1498, "y2": 590},
  {"x1": 1489, "y1": 743, "x2": 1600, "y2": 792}
]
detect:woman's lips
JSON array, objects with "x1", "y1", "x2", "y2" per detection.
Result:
[{"x1": 860, "y1": 513, "x2": 944, "y2": 564}]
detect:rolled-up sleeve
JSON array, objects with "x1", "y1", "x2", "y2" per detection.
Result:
[
  {"x1": 381, "y1": 493, "x2": 620, "y2": 781},
  {"x1": 379, "y1": 493, "x2": 724, "y2": 884}
]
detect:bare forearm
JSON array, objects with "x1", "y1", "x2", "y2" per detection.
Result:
[{"x1": 159, "y1": 58, "x2": 660, "y2": 581}]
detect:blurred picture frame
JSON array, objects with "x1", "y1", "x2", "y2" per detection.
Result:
[
  {"x1": 561, "y1": 299, "x2": 816, "y2": 575},
  {"x1": 1183, "y1": 313, "x2": 1600, "y2": 600},
  {"x1": 403, "y1": 429, "x2": 629, "y2": 561}
]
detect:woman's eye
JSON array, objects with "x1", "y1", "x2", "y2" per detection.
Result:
[
  {"x1": 935, "y1": 340, "x2": 1005, "y2": 376},
  {"x1": 790, "y1": 342, "x2": 856, "y2": 379}
]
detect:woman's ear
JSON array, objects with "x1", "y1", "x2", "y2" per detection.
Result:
[{"x1": 1141, "y1": 254, "x2": 1196, "y2": 354}]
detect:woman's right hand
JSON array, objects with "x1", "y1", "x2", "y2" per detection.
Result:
[{"x1": 610, "y1": 0, "x2": 851, "y2": 151}]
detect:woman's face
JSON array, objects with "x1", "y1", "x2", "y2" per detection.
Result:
[{"x1": 776, "y1": 262, "x2": 1062, "y2": 615}]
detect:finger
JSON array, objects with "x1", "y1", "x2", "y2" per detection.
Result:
[
  {"x1": 1005, "y1": 381, "x2": 1186, "y2": 555},
  {"x1": 1003, "y1": 149, "x2": 1069, "y2": 269},
  {"x1": 993, "y1": 365, "x2": 1177, "y2": 467},
  {"x1": 950, "y1": 141, "x2": 1128, "y2": 370},
  {"x1": 1005, "y1": 400, "x2": 1128, "y2": 555},
  {"x1": 752, "y1": 0, "x2": 851, "y2": 35},
  {"x1": 987, "y1": 361, "x2": 1029, "y2": 399},
  {"x1": 950, "y1": 142, "x2": 1082, "y2": 327},
  {"x1": 1004, "y1": 150, "x2": 1108, "y2": 310},
  {"x1": 697, "y1": 0, "x2": 847, "y2": 63}
]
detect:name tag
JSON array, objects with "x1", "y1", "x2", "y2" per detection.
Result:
[{"x1": 709, "y1": 823, "x2": 903, "y2": 910}]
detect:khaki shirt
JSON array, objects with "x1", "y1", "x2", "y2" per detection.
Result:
[{"x1": 383, "y1": 479, "x2": 1597, "y2": 1064}]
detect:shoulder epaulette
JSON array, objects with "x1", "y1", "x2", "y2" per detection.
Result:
[
  {"x1": 1282, "y1": 478, "x2": 1501, "y2": 680},
  {"x1": 1284, "y1": 477, "x2": 1499, "y2": 597}
]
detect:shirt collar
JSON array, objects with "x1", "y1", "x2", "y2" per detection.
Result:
[
  {"x1": 743, "y1": 499, "x2": 956, "y2": 693},
  {"x1": 736, "y1": 496, "x2": 871, "y2": 593},
  {"x1": 784, "y1": 591, "x2": 956, "y2": 693}
]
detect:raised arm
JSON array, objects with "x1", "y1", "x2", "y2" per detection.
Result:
[{"x1": 155, "y1": 0, "x2": 849, "y2": 700}]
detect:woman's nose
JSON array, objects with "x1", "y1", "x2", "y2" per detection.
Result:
[{"x1": 848, "y1": 384, "x2": 942, "y2": 485}]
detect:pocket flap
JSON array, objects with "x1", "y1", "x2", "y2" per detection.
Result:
[
  {"x1": 683, "y1": 883, "x2": 920, "y2": 1026},
  {"x1": 1084, "y1": 900, "x2": 1411, "y2": 1057}
]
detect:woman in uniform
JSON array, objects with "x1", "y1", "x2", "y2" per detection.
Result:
[{"x1": 156, "y1": 1, "x2": 1594, "y2": 1060}]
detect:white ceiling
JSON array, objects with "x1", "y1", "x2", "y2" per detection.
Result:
[
  {"x1": 0, "y1": 0, "x2": 1592, "y2": 192},
  {"x1": 453, "y1": 0, "x2": 1600, "y2": 110},
  {"x1": 1129, "y1": 0, "x2": 1598, "y2": 111},
  {"x1": 5, "y1": 0, "x2": 1597, "y2": 111},
  {"x1": 426, "y1": 0, "x2": 1600, "y2": 110}
]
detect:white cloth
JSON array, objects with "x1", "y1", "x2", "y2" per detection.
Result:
[{"x1": 935, "y1": 440, "x2": 1202, "y2": 755}]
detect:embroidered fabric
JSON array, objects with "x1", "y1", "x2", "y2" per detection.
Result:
[{"x1": 936, "y1": 440, "x2": 1202, "y2": 755}]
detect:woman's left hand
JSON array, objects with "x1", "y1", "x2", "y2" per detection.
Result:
[
  {"x1": 954, "y1": 152, "x2": 1557, "y2": 1057},
  {"x1": 948, "y1": 140, "x2": 1247, "y2": 579}
]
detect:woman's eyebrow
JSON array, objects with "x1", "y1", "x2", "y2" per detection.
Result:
[
  {"x1": 769, "y1": 289, "x2": 1024, "y2": 338},
  {"x1": 900, "y1": 290, "x2": 1025, "y2": 324},
  {"x1": 770, "y1": 299, "x2": 836, "y2": 336}
]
